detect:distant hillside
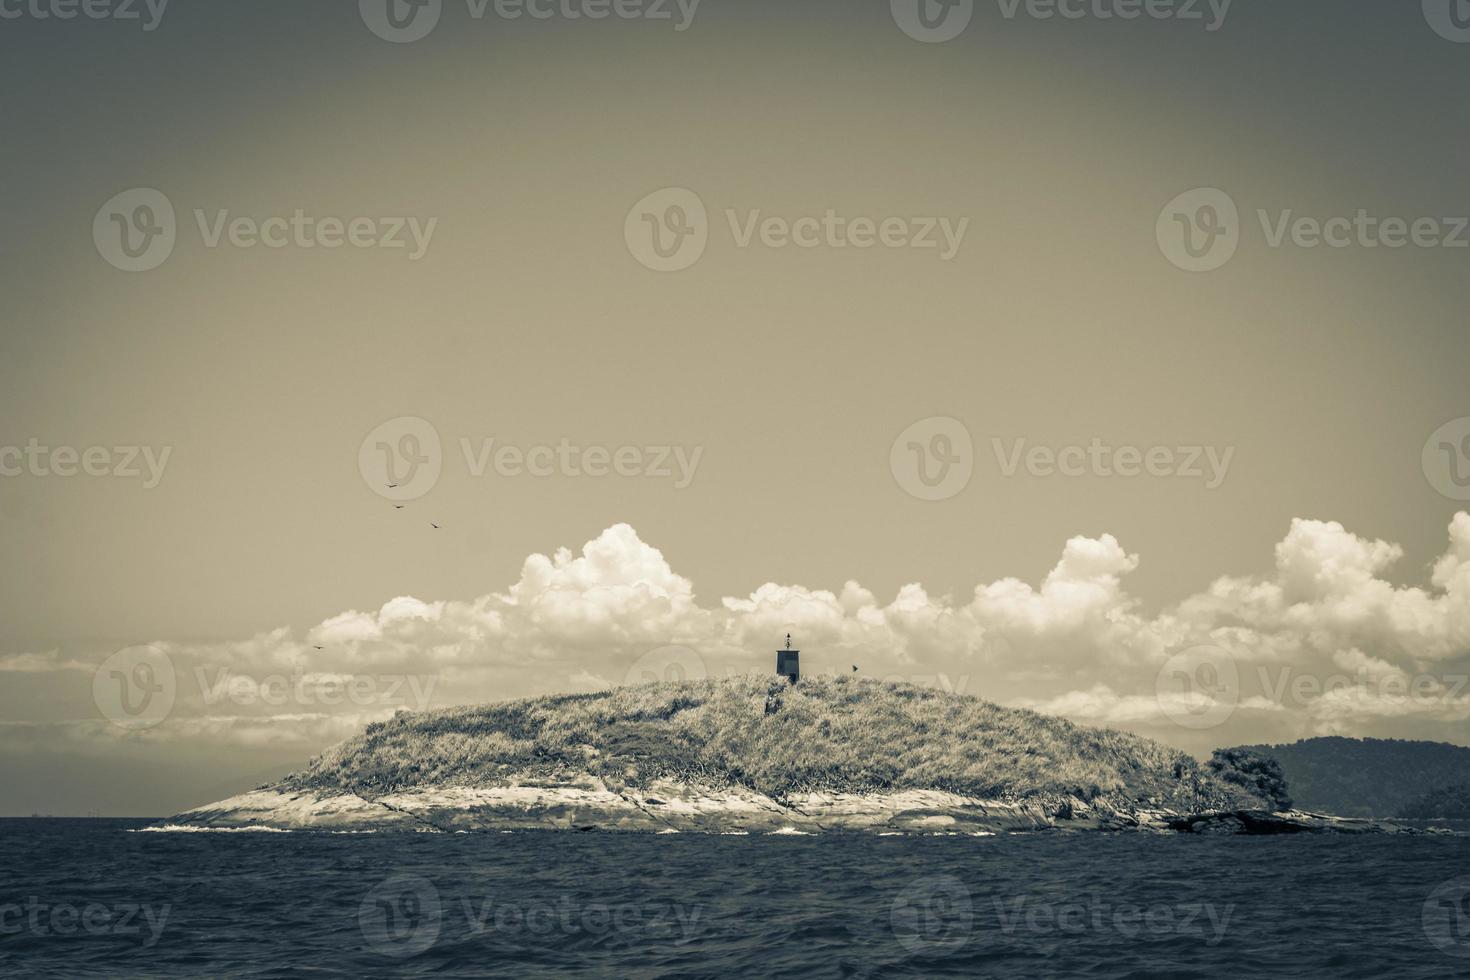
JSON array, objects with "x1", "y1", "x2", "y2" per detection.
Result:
[
  {"x1": 282, "y1": 675, "x2": 1258, "y2": 811},
  {"x1": 1399, "y1": 783, "x2": 1470, "y2": 819},
  {"x1": 1235, "y1": 737, "x2": 1470, "y2": 817}
]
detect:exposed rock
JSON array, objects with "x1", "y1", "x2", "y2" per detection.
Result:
[
  {"x1": 173, "y1": 777, "x2": 1062, "y2": 835},
  {"x1": 171, "y1": 786, "x2": 1410, "y2": 836},
  {"x1": 1163, "y1": 809, "x2": 1413, "y2": 835}
]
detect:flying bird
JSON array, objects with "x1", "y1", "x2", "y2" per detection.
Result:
[
  {"x1": 313, "y1": 646, "x2": 324, "y2": 650},
  {"x1": 431, "y1": 523, "x2": 440, "y2": 529},
  {"x1": 852, "y1": 665, "x2": 859, "y2": 672},
  {"x1": 394, "y1": 505, "x2": 405, "y2": 510}
]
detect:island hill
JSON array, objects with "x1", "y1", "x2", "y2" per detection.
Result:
[{"x1": 173, "y1": 669, "x2": 1405, "y2": 836}]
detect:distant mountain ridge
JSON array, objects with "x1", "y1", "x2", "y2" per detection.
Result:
[{"x1": 1236, "y1": 737, "x2": 1470, "y2": 817}]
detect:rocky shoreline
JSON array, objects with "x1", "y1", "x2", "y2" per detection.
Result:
[{"x1": 169, "y1": 775, "x2": 1412, "y2": 836}]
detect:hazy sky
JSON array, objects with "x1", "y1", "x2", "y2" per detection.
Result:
[{"x1": 2, "y1": 0, "x2": 1469, "y2": 815}]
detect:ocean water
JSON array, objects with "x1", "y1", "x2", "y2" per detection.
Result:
[{"x1": 2, "y1": 819, "x2": 1469, "y2": 978}]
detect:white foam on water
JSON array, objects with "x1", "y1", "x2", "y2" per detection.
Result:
[{"x1": 133, "y1": 825, "x2": 291, "y2": 834}]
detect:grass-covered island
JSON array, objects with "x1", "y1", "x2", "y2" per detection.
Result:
[{"x1": 173, "y1": 676, "x2": 1407, "y2": 835}]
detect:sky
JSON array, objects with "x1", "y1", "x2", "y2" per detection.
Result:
[{"x1": 1, "y1": 0, "x2": 1469, "y2": 815}]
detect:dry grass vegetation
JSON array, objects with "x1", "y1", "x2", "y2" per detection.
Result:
[{"x1": 282, "y1": 675, "x2": 1257, "y2": 810}]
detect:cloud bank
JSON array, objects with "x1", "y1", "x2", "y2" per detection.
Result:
[{"x1": 12, "y1": 515, "x2": 1470, "y2": 754}]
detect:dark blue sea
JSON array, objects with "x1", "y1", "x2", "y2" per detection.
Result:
[{"x1": 3, "y1": 819, "x2": 1469, "y2": 978}]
